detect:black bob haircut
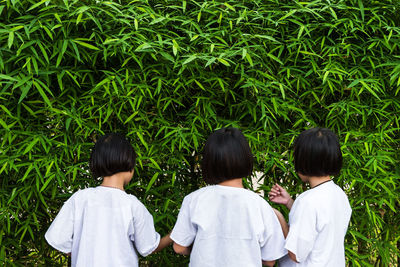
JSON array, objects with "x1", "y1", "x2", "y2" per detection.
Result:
[
  {"x1": 90, "y1": 133, "x2": 137, "y2": 178},
  {"x1": 202, "y1": 127, "x2": 253, "y2": 184},
  {"x1": 294, "y1": 127, "x2": 342, "y2": 177}
]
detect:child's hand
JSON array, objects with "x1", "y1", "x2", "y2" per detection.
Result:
[
  {"x1": 153, "y1": 233, "x2": 173, "y2": 253},
  {"x1": 269, "y1": 184, "x2": 294, "y2": 210}
]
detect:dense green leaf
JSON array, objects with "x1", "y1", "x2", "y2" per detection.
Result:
[{"x1": 0, "y1": 0, "x2": 399, "y2": 265}]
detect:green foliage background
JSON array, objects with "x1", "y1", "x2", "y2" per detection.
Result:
[{"x1": 0, "y1": 0, "x2": 399, "y2": 265}]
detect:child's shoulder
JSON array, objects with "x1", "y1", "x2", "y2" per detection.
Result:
[
  {"x1": 182, "y1": 186, "x2": 210, "y2": 201},
  {"x1": 183, "y1": 186, "x2": 269, "y2": 205},
  {"x1": 69, "y1": 187, "x2": 140, "y2": 204},
  {"x1": 68, "y1": 187, "x2": 95, "y2": 200},
  {"x1": 124, "y1": 192, "x2": 143, "y2": 204},
  {"x1": 296, "y1": 181, "x2": 347, "y2": 205},
  {"x1": 123, "y1": 192, "x2": 154, "y2": 212}
]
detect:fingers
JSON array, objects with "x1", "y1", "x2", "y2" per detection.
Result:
[
  {"x1": 268, "y1": 188, "x2": 280, "y2": 197},
  {"x1": 268, "y1": 190, "x2": 281, "y2": 196},
  {"x1": 272, "y1": 184, "x2": 289, "y2": 196},
  {"x1": 269, "y1": 184, "x2": 280, "y2": 196},
  {"x1": 268, "y1": 183, "x2": 290, "y2": 205},
  {"x1": 269, "y1": 185, "x2": 281, "y2": 194},
  {"x1": 275, "y1": 184, "x2": 286, "y2": 192},
  {"x1": 270, "y1": 184, "x2": 283, "y2": 194},
  {"x1": 269, "y1": 192, "x2": 278, "y2": 198}
]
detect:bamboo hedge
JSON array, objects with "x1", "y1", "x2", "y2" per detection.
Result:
[{"x1": 0, "y1": 0, "x2": 399, "y2": 265}]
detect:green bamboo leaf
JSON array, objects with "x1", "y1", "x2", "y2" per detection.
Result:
[
  {"x1": 76, "y1": 13, "x2": 83, "y2": 25},
  {"x1": 0, "y1": 105, "x2": 14, "y2": 118},
  {"x1": 21, "y1": 165, "x2": 34, "y2": 182},
  {"x1": 0, "y1": 118, "x2": 9, "y2": 130},
  {"x1": 224, "y1": 2, "x2": 236, "y2": 11},
  {"x1": 23, "y1": 138, "x2": 40, "y2": 155},
  {"x1": 42, "y1": 25, "x2": 53, "y2": 40},
  {"x1": 31, "y1": 57, "x2": 38, "y2": 74},
  {"x1": 194, "y1": 80, "x2": 205, "y2": 91},
  {"x1": 27, "y1": 0, "x2": 48, "y2": 11},
  {"x1": 33, "y1": 80, "x2": 53, "y2": 107},
  {"x1": 8, "y1": 31, "x2": 14, "y2": 49},
  {"x1": 183, "y1": 55, "x2": 196, "y2": 65},
  {"x1": 242, "y1": 48, "x2": 247, "y2": 59},
  {"x1": 0, "y1": 74, "x2": 17, "y2": 81},
  {"x1": 73, "y1": 40, "x2": 100, "y2": 50},
  {"x1": 149, "y1": 158, "x2": 161, "y2": 170},
  {"x1": 37, "y1": 42, "x2": 49, "y2": 63},
  {"x1": 40, "y1": 175, "x2": 54, "y2": 192},
  {"x1": 323, "y1": 71, "x2": 330, "y2": 84},
  {"x1": 245, "y1": 53, "x2": 253, "y2": 66},
  {"x1": 18, "y1": 83, "x2": 32, "y2": 104},
  {"x1": 172, "y1": 39, "x2": 179, "y2": 56},
  {"x1": 11, "y1": 25, "x2": 24, "y2": 31},
  {"x1": 278, "y1": 10, "x2": 296, "y2": 21},
  {"x1": 349, "y1": 230, "x2": 370, "y2": 242},
  {"x1": 358, "y1": 0, "x2": 365, "y2": 21},
  {"x1": 329, "y1": 7, "x2": 337, "y2": 20},
  {"x1": 146, "y1": 172, "x2": 159, "y2": 192},
  {"x1": 217, "y1": 58, "x2": 230, "y2": 66},
  {"x1": 136, "y1": 132, "x2": 148, "y2": 150},
  {"x1": 7, "y1": 188, "x2": 17, "y2": 205},
  {"x1": 54, "y1": 13, "x2": 62, "y2": 23},
  {"x1": 125, "y1": 111, "x2": 139, "y2": 124},
  {"x1": 63, "y1": 0, "x2": 69, "y2": 10},
  {"x1": 135, "y1": 43, "x2": 152, "y2": 51},
  {"x1": 359, "y1": 81, "x2": 381, "y2": 100},
  {"x1": 266, "y1": 53, "x2": 283, "y2": 65}
]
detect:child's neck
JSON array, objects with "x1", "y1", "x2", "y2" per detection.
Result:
[
  {"x1": 101, "y1": 172, "x2": 131, "y2": 191},
  {"x1": 218, "y1": 178, "x2": 244, "y2": 188},
  {"x1": 308, "y1": 175, "x2": 331, "y2": 188}
]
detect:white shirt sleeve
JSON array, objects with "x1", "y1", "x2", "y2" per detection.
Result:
[
  {"x1": 130, "y1": 202, "x2": 161, "y2": 257},
  {"x1": 285, "y1": 198, "x2": 318, "y2": 262},
  {"x1": 45, "y1": 196, "x2": 75, "y2": 253},
  {"x1": 170, "y1": 195, "x2": 197, "y2": 247},
  {"x1": 259, "y1": 204, "x2": 287, "y2": 261}
]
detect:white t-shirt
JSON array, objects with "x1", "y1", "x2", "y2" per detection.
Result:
[
  {"x1": 282, "y1": 181, "x2": 352, "y2": 267},
  {"x1": 170, "y1": 185, "x2": 287, "y2": 267},
  {"x1": 45, "y1": 186, "x2": 160, "y2": 267}
]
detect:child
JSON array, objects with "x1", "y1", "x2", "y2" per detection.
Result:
[
  {"x1": 171, "y1": 127, "x2": 287, "y2": 267},
  {"x1": 269, "y1": 127, "x2": 352, "y2": 266},
  {"x1": 45, "y1": 133, "x2": 172, "y2": 266}
]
